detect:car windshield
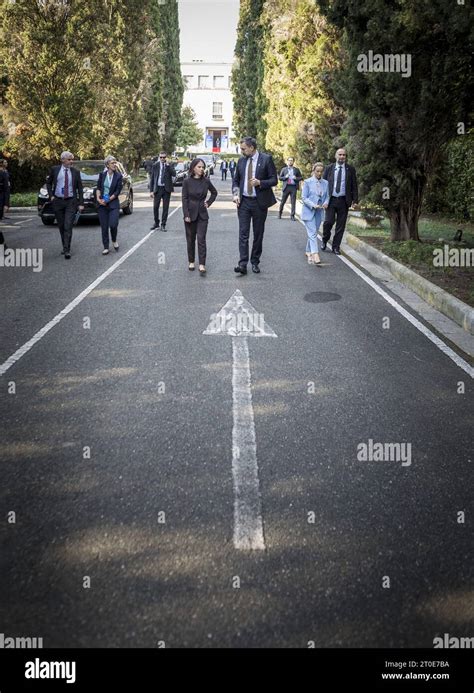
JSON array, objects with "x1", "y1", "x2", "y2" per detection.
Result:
[
  {"x1": 175, "y1": 163, "x2": 186, "y2": 172},
  {"x1": 74, "y1": 162, "x2": 105, "y2": 178}
]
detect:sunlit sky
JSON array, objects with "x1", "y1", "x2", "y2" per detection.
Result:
[{"x1": 178, "y1": 0, "x2": 240, "y2": 63}]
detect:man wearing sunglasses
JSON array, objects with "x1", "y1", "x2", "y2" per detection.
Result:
[
  {"x1": 46, "y1": 151, "x2": 84, "y2": 258},
  {"x1": 150, "y1": 152, "x2": 175, "y2": 232}
]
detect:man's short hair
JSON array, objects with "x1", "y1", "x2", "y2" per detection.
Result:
[
  {"x1": 60, "y1": 151, "x2": 74, "y2": 161},
  {"x1": 159, "y1": 151, "x2": 167, "y2": 157},
  {"x1": 240, "y1": 137, "x2": 257, "y2": 149}
]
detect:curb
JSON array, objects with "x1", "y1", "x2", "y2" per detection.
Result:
[
  {"x1": 345, "y1": 232, "x2": 474, "y2": 335},
  {"x1": 279, "y1": 194, "x2": 474, "y2": 336},
  {"x1": 6, "y1": 207, "x2": 37, "y2": 213}
]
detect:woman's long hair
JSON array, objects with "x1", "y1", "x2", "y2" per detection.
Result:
[{"x1": 188, "y1": 158, "x2": 206, "y2": 177}]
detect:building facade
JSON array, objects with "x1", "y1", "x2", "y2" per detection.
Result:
[{"x1": 181, "y1": 60, "x2": 235, "y2": 153}]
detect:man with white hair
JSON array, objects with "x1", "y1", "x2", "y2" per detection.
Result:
[{"x1": 46, "y1": 151, "x2": 84, "y2": 258}]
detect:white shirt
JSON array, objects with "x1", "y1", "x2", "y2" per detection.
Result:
[
  {"x1": 55, "y1": 165, "x2": 72, "y2": 198},
  {"x1": 242, "y1": 151, "x2": 259, "y2": 198},
  {"x1": 332, "y1": 163, "x2": 346, "y2": 197}
]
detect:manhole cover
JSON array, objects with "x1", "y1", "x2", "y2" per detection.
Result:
[{"x1": 304, "y1": 292, "x2": 341, "y2": 303}]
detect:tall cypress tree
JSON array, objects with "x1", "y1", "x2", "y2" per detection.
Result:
[
  {"x1": 317, "y1": 0, "x2": 473, "y2": 240},
  {"x1": 261, "y1": 0, "x2": 343, "y2": 172},
  {"x1": 232, "y1": 0, "x2": 267, "y2": 144},
  {"x1": 152, "y1": 0, "x2": 183, "y2": 155}
]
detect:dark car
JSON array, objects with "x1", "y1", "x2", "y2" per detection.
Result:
[
  {"x1": 200, "y1": 155, "x2": 214, "y2": 175},
  {"x1": 38, "y1": 160, "x2": 133, "y2": 225},
  {"x1": 172, "y1": 161, "x2": 189, "y2": 187}
]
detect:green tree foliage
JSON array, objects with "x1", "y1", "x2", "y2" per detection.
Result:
[
  {"x1": 0, "y1": 0, "x2": 97, "y2": 161},
  {"x1": 231, "y1": 0, "x2": 268, "y2": 144},
  {"x1": 424, "y1": 131, "x2": 474, "y2": 222},
  {"x1": 154, "y1": 0, "x2": 183, "y2": 155},
  {"x1": 176, "y1": 106, "x2": 203, "y2": 150},
  {"x1": 261, "y1": 0, "x2": 343, "y2": 174},
  {"x1": 317, "y1": 0, "x2": 473, "y2": 240},
  {"x1": 0, "y1": 0, "x2": 183, "y2": 168}
]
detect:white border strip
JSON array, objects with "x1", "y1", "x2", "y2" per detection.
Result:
[
  {"x1": 292, "y1": 205, "x2": 473, "y2": 377},
  {"x1": 0, "y1": 206, "x2": 181, "y2": 377}
]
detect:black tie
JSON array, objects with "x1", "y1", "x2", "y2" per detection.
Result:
[
  {"x1": 160, "y1": 164, "x2": 164, "y2": 184},
  {"x1": 335, "y1": 165, "x2": 342, "y2": 194}
]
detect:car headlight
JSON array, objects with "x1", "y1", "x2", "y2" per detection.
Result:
[{"x1": 39, "y1": 187, "x2": 48, "y2": 197}]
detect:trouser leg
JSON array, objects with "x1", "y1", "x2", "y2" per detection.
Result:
[
  {"x1": 332, "y1": 199, "x2": 349, "y2": 249},
  {"x1": 196, "y1": 218, "x2": 208, "y2": 265},
  {"x1": 62, "y1": 198, "x2": 76, "y2": 252},
  {"x1": 161, "y1": 192, "x2": 171, "y2": 225},
  {"x1": 250, "y1": 203, "x2": 268, "y2": 266},
  {"x1": 109, "y1": 207, "x2": 120, "y2": 242},
  {"x1": 99, "y1": 206, "x2": 110, "y2": 247},
  {"x1": 322, "y1": 200, "x2": 337, "y2": 244},
  {"x1": 185, "y1": 221, "x2": 197, "y2": 262}
]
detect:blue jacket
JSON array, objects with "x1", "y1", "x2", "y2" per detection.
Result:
[
  {"x1": 97, "y1": 171, "x2": 123, "y2": 209},
  {"x1": 300, "y1": 177, "x2": 329, "y2": 221}
]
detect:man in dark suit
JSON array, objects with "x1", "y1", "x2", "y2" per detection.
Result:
[
  {"x1": 220, "y1": 159, "x2": 228, "y2": 181},
  {"x1": 46, "y1": 151, "x2": 84, "y2": 259},
  {"x1": 232, "y1": 136, "x2": 278, "y2": 274},
  {"x1": 278, "y1": 157, "x2": 303, "y2": 220},
  {"x1": 149, "y1": 152, "x2": 175, "y2": 231},
  {"x1": 322, "y1": 147, "x2": 358, "y2": 255}
]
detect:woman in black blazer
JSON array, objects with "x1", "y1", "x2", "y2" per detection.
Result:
[
  {"x1": 182, "y1": 158, "x2": 217, "y2": 274},
  {"x1": 96, "y1": 155, "x2": 123, "y2": 255}
]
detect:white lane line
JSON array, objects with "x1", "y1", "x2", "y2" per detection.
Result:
[
  {"x1": 232, "y1": 337, "x2": 265, "y2": 550},
  {"x1": 0, "y1": 205, "x2": 181, "y2": 377},
  {"x1": 336, "y1": 253, "x2": 474, "y2": 378},
  {"x1": 291, "y1": 209, "x2": 473, "y2": 377}
]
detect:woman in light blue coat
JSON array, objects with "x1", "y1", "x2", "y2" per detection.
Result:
[{"x1": 301, "y1": 162, "x2": 329, "y2": 265}]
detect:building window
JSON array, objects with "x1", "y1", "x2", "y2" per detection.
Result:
[
  {"x1": 213, "y1": 75, "x2": 225, "y2": 89},
  {"x1": 212, "y1": 102, "x2": 223, "y2": 119},
  {"x1": 198, "y1": 75, "x2": 209, "y2": 89},
  {"x1": 183, "y1": 75, "x2": 193, "y2": 88}
]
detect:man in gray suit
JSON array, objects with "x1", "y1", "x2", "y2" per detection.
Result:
[{"x1": 278, "y1": 157, "x2": 303, "y2": 220}]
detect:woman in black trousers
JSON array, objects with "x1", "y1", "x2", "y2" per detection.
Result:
[
  {"x1": 96, "y1": 155, "x2": 123, "y2": 255},
  {"x1": 182, "y1": 158, "x2": 217, "y2": 274}
]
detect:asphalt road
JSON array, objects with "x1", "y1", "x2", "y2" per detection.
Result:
[{"x1": 0, "y1": 178, "x2": 472, "y2": 648}]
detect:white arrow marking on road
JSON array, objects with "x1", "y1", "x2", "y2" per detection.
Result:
[{"x1": 204, "y1": 290, "x2": 277, "y2": 550}]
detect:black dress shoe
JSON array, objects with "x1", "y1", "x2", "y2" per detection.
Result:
[
  {"x1": 321, "y1": 241, "x2": 327, "y2": 251},
  {"x1": 65, "y1": 252, "x2": 71, "y2": 259},
  {"x1": 332, "y1": 247, "x2": 341, "y2": 255},
  {"x1": 150, "y1": 224, "x2": 159, "y2": 230},
  {"x1": 234, "y1": 265, "x2": 247, "y2": 275},
  {"x1": 251, "y1": 265, "x2": 260, "y2": 273},
  {"x1": 161, "y1": 226, "x2": 167, "y2": 232}
]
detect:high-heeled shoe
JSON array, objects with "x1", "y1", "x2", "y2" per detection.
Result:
[
  {"x1": 313, "y1": 253, "x2": 322, "y2": 266},
  {"x1": 199, "y1": 265, "x2": 206, "y2": 274},
  {"x1": 188, "y1": 263, "x2": 195, "y2": 271},
  {"x1": 307, "y1": 254, "x2": 314, "y2": 264}
]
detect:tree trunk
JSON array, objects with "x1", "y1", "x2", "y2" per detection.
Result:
[{"x1": 390, "y1": 179, "x2": 425, "y2": 241}]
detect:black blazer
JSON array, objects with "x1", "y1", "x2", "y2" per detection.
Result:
[
  {"x1": 150, "y1": 161, "x2": 175, "y2": 194},
  {"x1": 96, "y1": 171, "x2": 123, "y2": 209},
  {"x1": 232, "y1": 152, "x2": 277, "y2": 210},
  {"x1": 279, "y1": 166, "x2": 303, "y2": 190},
  {"x1": 182, "y1": 176, "x2": 218, "y2": 222},
  {"x1": 46, "y1": 165, "x2": 84, "y2": 204},
  {"x1": 0, "y1": 170, "x2": 10, "y2": 206},
  {"x1": 323, "y1": 163, "x2": 358, "y2": 206}
]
